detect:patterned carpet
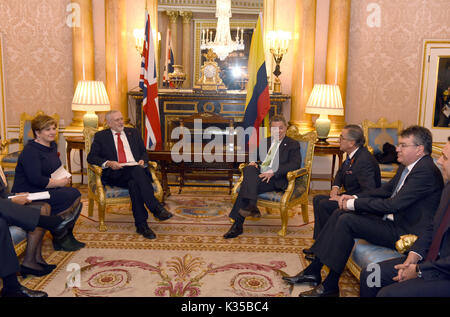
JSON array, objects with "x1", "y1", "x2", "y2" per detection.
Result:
[{"x1": 18, "y1": 185, "x2": 360, "y2": 297}]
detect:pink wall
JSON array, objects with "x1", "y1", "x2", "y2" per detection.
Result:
[{"x1": 346, "y1": 0, "x2": 450, "y2": 127}]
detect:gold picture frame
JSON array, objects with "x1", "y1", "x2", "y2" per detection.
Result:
[
  {"x1": 0, "y1": 34, "x2": 7, "y2": 139},
  {"x1": 418, "y1": 40, "x2": 450, "y2": 144}
]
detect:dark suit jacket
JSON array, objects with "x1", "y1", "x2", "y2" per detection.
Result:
[
  {"x1": 333, "y1": 146, "x2": 381, "y2": 195},
  {"x1": 355, "y1": 155, "x2": 444, "y2": 235},
  {"x1": 411, "y1": 183, "x2": 450, "y2": 279},
  {"x1": 256, "y1": 136, "x2": 302, "y2": 191},
  {"x1": 87, "y1": 127, "x2": 150, "y2": 182}
]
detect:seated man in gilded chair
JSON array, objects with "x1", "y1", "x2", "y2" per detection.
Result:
[
  {"x1": 87, "y1": 110, "x2": 173, "y2": 240},
  {"x1": 223, "y1": 115, "x2": 301, "y2": 239},
  {"x1": 304, "y1": 124, "x2": 381, "y2": 260}
]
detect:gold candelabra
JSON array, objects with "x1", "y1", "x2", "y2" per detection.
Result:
[{"x1": 267, "y1": 31, "x2": 291, "y2": 94}]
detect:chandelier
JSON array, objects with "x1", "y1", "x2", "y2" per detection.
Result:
[{"x1": 200, "y1": 0, "x2": 244, "y2": 60}]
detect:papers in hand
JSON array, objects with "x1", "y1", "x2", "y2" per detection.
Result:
[
  {"x1": 119, "y1": 162, "x2": 139, "y2": 167},
  {"x1": 9, "y1": 191, "x2": 50, "y2": 201},
  {"x1": 51, "y1": 166, "x2": 72, "y2": 180}
]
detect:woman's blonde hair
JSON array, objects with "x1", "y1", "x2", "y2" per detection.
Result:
[{"x1": 31, "y1": 115, "x2": 57, "y2": 138}]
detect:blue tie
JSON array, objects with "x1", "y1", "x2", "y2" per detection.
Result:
[{"x1": 392, "y1": 167, "x2": 409, "y2": 197}]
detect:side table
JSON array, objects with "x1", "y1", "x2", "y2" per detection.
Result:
[
  {"x1": 312, "y1": 142, "x2": 344, "y2": 187},
  {"x1": 65, "y1": 136, "x2": 86, "y2": 185}
]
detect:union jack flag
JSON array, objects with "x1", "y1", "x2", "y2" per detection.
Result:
[
  {"x1": 139, "y1": 11, "x2": 162, "y2": 149},
  {"x1": 163, "y1": 29, "x2": 174, "y2": 88}
]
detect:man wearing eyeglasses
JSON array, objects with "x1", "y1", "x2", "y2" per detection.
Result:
[
  {"x1": 303, "y1": 125, "x2": 381, "y2": 261},
  {"x1": 283, "y1": 125, "x2": 444, "y2": 297}
]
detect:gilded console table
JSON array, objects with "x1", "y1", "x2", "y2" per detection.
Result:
[{"x1": 128, "y1": 88, "x2": 289, "y2": 143}]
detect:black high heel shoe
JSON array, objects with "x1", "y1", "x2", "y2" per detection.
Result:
[
  {"x1": 20, "y1": 265, "x2": 53, "y2": 278},
  {"x1": 37, "y1": 262, "x2": 57, "y2": 271}
]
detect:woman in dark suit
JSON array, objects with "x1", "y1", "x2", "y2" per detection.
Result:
[{"x1": 12, "y1": 115, "x2": 84, "y2": 252}]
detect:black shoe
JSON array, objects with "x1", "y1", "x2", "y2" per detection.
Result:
[
  {"x1": 303, "y1": 248, "x2": 314, "y2": 255},
  {"x1": 136, "y1": 223, "x2": 157, "y2": 239},
  {"x1": 68, "y1": 233, "x2": 86, "y2": 249},
  {"x1": 37, "y1": 262, "x2": 57, "y2": 272},
  {"x1": 238, "y1": 206, "x2": 261, "y2": 218},
  {"x1": 305, "y1": 254, "x2": 316, "y2": 262},
  {"x1": 1, "y1": 285, "x2": 48, "y2": 297},
  {"x1": 53, "y1": 203, "x2": 83, "y2": 237},
  {"x1": 282, "y1": 270, "x2": 321, "y2": 285},
  {"x1": 153, "y1": 204, "x2": 173, "y2": 221},
  {"x1": 52, "y1": 234, "x2": 83, "y2": 252},
  {"x1": 223, "y1": 222, "x2": 243, "y2": 239},
  {"x1": 20, "y1": 265, "x2": 53, "y2": 278},
  {"x1": 299, "y1": 284, "x2": 339, "y2": 297}
]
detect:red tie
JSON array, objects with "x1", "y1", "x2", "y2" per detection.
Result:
[
  {"x1": 425, "y1": 204, "x2": 450, "y2": 262},
  {"x1": 116, "y1": 132, "x2": 127, "y2": 163}
]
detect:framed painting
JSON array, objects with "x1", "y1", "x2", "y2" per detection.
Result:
[
  {"x1": 0, "y1": 34, "x2": 7, "y2": 140},
  {"x1": 418, "y1": 40, "x2": 450, "y2": 145}
]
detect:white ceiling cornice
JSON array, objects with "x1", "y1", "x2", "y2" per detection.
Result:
[{"x1": 158, "y1": 0, "x2": 263, "y2": 14}]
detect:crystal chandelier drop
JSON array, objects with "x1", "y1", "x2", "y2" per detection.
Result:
[{"x1": 200, "y1": 0, "x2": 244, "y2": 60}]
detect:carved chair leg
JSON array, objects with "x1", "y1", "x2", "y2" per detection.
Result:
[
  {"x1": 278, "y1": 206, "x2": 288, "y2": 237},
  {"x1": 301, "y1": 203, "x2": 309, "y2": 224},
  {"x1": 88, "y1": 198, "x2": 94, "y2": 217},
  {"x1": 98, "y1": 203, "x2": 107, "y2": 232}
]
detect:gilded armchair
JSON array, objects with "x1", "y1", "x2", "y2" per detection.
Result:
[
  {"x1": 0, "y1": 111, "x2": 60, "y2": 171},
  {"x1": 231, "y1": 128, "x2": 316, "y2": 236},
  {"x1": 362, "y1": 117, "x2": 403, "y2": 179},
  {"x1": 83, "y1": 127, "x2": 164, "y2": 232}
]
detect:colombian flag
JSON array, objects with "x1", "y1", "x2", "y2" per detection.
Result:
[{"x1": 243, "y1": 13, "x2": 270, "y2": 150}]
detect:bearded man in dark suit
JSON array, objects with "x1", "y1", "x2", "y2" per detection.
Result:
[
  {"x1": 360, "y1": 136, "x2": 450, "y2": 297},
  {"x1": 87, "y1": 110, "x2": 172, "y2": 240},
  {"x1": 223, "y1": 115, "x2": 302, "y2": 239},
  {"x1": 284, "y1": 125, "x2": 444, "y2": 297}
]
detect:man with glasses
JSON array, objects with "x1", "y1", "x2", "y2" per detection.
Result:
[
  {"x1": 303, "y1": 125, "x2": 381, "y2": 261},
  {"x1": 283, "y1": 125, "x2": 444, "y2": 297},
  {"x1": 360, "y1": 136, "x2": 450, "y2": 297}
]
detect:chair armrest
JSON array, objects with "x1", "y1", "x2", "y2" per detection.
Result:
[
  {"x1": 395, "y1": 234, "x2": 418, "y2": 254},
  {"x1": 88, "y1": 164, "x2": 103, "y2": 177},
  {"x1": 286, "y1": 167, "x2": 308, "y2": 182},
  {"x1": 1, "y1": 138, "x2": 20, "y2": 154}
]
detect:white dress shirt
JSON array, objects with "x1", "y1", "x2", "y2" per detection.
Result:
[
  {"x1": 346, "y1": 156, "x2": 424, "y2": 218},
  {"x1": 102, "y1": 129, "x2": 136, "y2": 168}
]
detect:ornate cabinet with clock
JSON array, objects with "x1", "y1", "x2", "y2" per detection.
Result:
[{"x1": 128, "y1": 89, "x2": 289, "y2": 145}]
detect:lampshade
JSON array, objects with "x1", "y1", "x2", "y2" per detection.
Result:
[
  {"x1": 72, "y1": 81, "x2": 110, "y2": 112},
  {"x1": 305, "y1": 84, "x2": 344, "y2": 144},
  {"x1": 72, "y1": 80, "x2": 110, "y2": 128},
  {"x1": 304, "y1": 84, "x2": 344, "y2": 116}
]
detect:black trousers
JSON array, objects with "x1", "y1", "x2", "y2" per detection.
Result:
[
  {"x1": 310, "y1": 209, "x2": 400, "y2": 274},
  {"x1": 102, "y1": 166, "x2": 159, "y2": 226},
  {"x1": 360, "y1": 257, "x2": 450, "y2": 297},
  {"x1": 229, "y1": 166, "x2": 277, "y2": 224},
  {"x1": 312, "y1": 195, "x2": 339, "y2": 240},
  {"x1": 0, "y1": 199, "x2": 40, "y2": 278}
]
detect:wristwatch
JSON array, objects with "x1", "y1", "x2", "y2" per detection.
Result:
[{"x1": 416, "y1": 264, "x2": 423, "y2": 278}]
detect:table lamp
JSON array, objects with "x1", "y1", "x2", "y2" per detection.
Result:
[
  {"x1": 305, "y1": 84, "x2": 344, "y2": 144},
  {"x1": 72, "y1": 81, "x2": 111, "y2": 128}
]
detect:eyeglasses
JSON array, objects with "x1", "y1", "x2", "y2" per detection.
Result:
[
  {"x1": 396, "y1": 143, "x2": 419, "y2": 149},
  {"x1": 339, "y1": 135, "x2": 352, "y2": 141}
]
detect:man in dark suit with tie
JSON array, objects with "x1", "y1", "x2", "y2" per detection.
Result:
[
  {"x1": 309, "y1": 125, "x2": 381, "y2": 246},
  {"x1": 360, "y1": 136, "x2": 450, "y2": 297},
  {"x1": 87, "y1": 110, "x2": 173, "y2": 240},
  {"x1": 1, "y1": 196, "x2": 79, "y2": 297},
  {"x1": 283, "y1": 125, "x2": 444, "y2": 297},
  {"x1": 223, "y1": 115, "x2": 301, "y2": 239}
]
